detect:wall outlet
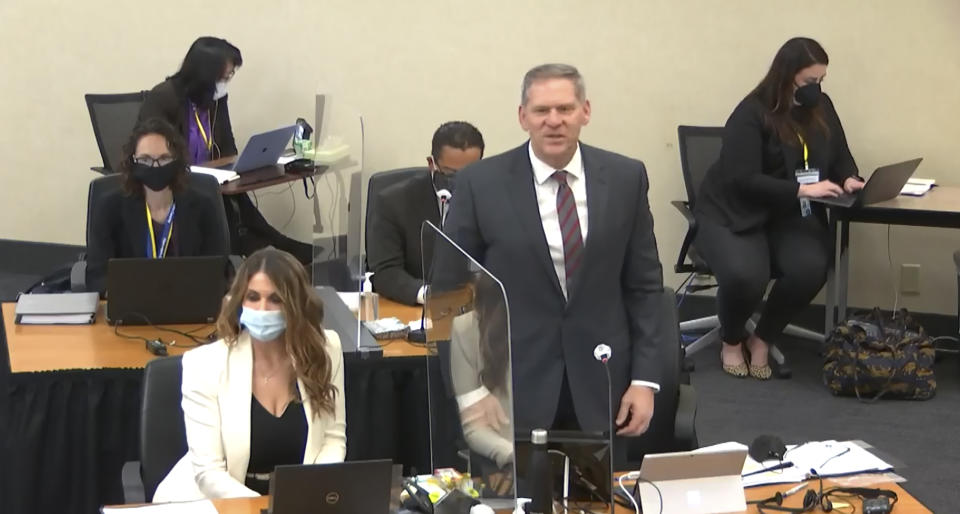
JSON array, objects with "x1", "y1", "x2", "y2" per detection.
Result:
[{"x1": 901, "y1": 264, "x2": 921, "y2": 294}]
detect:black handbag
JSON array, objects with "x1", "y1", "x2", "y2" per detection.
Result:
[{"x1": 822, "y1": 308, "x2": 936, "y2": 401}]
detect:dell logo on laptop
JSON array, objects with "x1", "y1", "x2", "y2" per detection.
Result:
[{"x1": 325, "y1": 492, "x2": 340, "y2": 504}]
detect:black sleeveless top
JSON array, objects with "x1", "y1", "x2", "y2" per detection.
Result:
[{"x1": 244, "y1": 395, "x2": 307, "y2": 495}]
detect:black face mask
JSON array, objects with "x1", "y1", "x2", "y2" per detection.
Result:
[
  {"x1": 794, "y1": 82, "x2": 822, "y2": 108},
  {"x1": 432, "y1": 170, "x2": 455, "y2": 194},
  {"x1": 132, "y1": 162, "x2": 180, "y2": 192}
]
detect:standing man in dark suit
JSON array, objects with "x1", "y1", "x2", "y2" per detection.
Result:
[
  {"x1": 367, "y1": 122, "x2": 484, "y2": 305},
  {"x1": 443, "y1": 64, "x2": 664, "y2": 441}
]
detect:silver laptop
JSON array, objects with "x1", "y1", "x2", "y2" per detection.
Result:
[
  {"x1": 636, "y1": 448, "x2": 748, "y2": 514},
  {"x1": 812, "y1": 158, "x2": 923, "y2": 208},
  {"x1": 219, "y1": 125, "x2": 297, "y2": 173}
]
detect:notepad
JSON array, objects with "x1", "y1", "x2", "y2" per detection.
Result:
[
  {"x1": 189, "y1": 166, "x2": 240, "y2": 184},
  {"x1": 900, "y1": 177, "x2": 935, "y2": 196}
]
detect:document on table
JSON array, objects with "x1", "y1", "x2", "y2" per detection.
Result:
[
  {"x1": 900, "y1": 178, "x2": 936, "y2": 196},
  {"x1": 189, "y1": 166, "x2": 239, "y2": 184},
  {"x1": 102, "y1": 499, "x2": 218, "y2": 513},
  {"x1": 739, "y1": 440, "x2": 894, "y2": 488}
]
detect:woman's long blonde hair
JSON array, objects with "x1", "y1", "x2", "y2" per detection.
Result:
[{"x1": 216, "y1": 248, "x2": 336, "y2": 416}]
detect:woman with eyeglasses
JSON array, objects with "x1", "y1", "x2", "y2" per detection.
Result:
[
  {"x1": 695, "y1": 37, "x2": 863, "y2": 380},
  {"x1": 152, "y1": 247, "x2": 345, "y2": 502},
  {"x1": 84, "y1": 118, "x2": 228, "y2": 294},
  {"x1": 139, "y1": 36, "x2": 313, "y2": 265}
]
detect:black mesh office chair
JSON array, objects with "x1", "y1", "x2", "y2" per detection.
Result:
[
  {"x1": 70, "y1": 172, "x2": 231, "y2": 291},
  {"x1": 140, "y1": 355, "x2": 186, "y2": 502},
  {"x1": 85, "y1": 92, "x2": 147, "y2": 174},
  {"x1": 674, "y1": 125, "x2": 823, "y2": 379}
]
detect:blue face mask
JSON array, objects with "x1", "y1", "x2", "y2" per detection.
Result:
[{"x1": 239, "y1": 307, "x2": 286, "y2": 341}]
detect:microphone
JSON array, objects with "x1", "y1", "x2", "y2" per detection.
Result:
[
  {"x1": 593, "y1": 343, "x2": 612, "y2": 363},
  {"x1": 437, "y1": 189, "x2": 451, "y2": 227},
  {"x1": 594, "y1": 343, "x2": 616, "y2": 501}
]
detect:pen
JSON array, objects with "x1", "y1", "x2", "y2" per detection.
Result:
[
  {"x1": 743, "y1": 461, "x2": 794, "y2": 477},
  {"x1": 783, "y1": 483, "x2": 808, "y2": 498},
  {"x1": 820, "y1": 447, "x2": 850, "y2": 469}
]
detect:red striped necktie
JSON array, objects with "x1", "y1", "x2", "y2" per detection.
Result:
[{"x1": 553, "y1": 170, "x2": 583, "y2": 293}]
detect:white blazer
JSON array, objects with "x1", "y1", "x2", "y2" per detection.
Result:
[{"x1": 153, "y1": 329, "x2": 346, "y2": 502}]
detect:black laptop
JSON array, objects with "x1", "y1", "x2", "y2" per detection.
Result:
[
  {"x1": 812, "y1": 158, "x2": 923, "y2": 208},
  {"x1": 105, "y1": 256, "x2": 228, "y2": 325},
  {"x1": 266, "y1": 460, "x2": 395, "y2": 514}
]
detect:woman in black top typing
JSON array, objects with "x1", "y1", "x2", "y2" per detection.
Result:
[
  {"x1": 695, "y1": 37, "x2": 863, "y2": 380},
  {"x1": 85, "y1": 118, "x2": 227, "y2": 294}
]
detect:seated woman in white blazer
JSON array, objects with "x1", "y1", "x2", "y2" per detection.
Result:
[{"x1": 153, "y1": 247, "x2": 346, "y2": 502}]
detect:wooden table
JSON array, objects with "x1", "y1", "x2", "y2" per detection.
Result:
[
  {"x1": 201, "y1": 156, "x2": 324, "y2": 196},
  {"x1": 2, "y1": 297, "x2": 426, "y2": 373},
  {"x1": 824, "y1": 185, "x2": 960, "y2": 330},
  {"x1": 194, "y1": 478, "x2": 929, "y2": 513}
]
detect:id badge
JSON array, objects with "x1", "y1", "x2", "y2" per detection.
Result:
[{"x1": 795, "y1": 168, "x2": 820, "y2": 217}]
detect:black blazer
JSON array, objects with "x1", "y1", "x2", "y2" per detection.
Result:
[
  {"x1": 85, "y1": 187, "x2": 229, "y2": 294},
  {"x1": 696, "y1": 93, "x2": 858, "y2": 232},
  {"x1": 443, "y1": 143, "x2": 665, "y2": 432},
  {"x1": 139, "y1": 79, "x2": 238, "y2": 159},
  {"x1": 367, "y1": 172, "x2": 441, "y2": 305}
]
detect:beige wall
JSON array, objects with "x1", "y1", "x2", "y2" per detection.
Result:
[{"x1": 2, "y1": 1, "x2": 959, "y2": 314}]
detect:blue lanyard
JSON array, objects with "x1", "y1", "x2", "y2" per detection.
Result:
[{"x1": 145, "y1": 202, "x2": 176, "y2": 258}]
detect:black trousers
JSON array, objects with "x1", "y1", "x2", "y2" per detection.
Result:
[{"x1": 695, "y1": 213, "x2": 830, "y2": 344}]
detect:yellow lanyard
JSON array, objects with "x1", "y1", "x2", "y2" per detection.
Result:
[
  {"x1": 145, "y1": 202, "x2": 175, "y2": 258},
  {"x1": 797, "y1": 133, "x2": 809, "y2": 170},
  {"x1": 194, "y1": 107, "x2": 212, "y2": 151}
]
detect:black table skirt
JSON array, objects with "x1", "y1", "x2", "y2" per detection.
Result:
[{"x1": 1, "y1": 355, "x2": 460, "y2": 514}]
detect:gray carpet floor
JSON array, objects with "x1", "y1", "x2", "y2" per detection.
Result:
[{"x1": 688, "y1": 336, "x2": 958, "y2": 512}]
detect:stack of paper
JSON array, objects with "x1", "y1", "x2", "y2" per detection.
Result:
[
  {"x1": 900, "y1": 178, "x2": 935, "y2": 196},
  {"x1": 101, "y1": 499, "x2": 217, "y2": 513},
  {"x1": 189, "y1": 166, "x2": 239, "y2": 184},
  {"x1": 15, "y1": 292, "x2": 99, "y2": 325},
  {"x1": 739, "y1": 440, "x2": 894, "y2": 488}
]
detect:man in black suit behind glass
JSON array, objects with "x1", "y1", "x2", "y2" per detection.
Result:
[
  {"x1": 443, "y1": 64, "x2": 665, "y2": 443},
  {"x1": 367, "y1": 122, "x2": 484, "y2": 305}
]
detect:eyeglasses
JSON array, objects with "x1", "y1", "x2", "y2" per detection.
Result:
[{"x1": 132, "y1": 156, "x2": 175, "y2": 167}]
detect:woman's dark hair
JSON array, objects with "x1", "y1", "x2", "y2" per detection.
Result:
[
  {"x1": 118, "y1": 118, "x2": 189, "y2": 195},
  {"x1": 217, "y1": 247, "x2": 337, "y2": 417},
  {"x1": 750, "y1": 37, "x2": 830, "y2": 144},
  {"x1": 169, "y1": 36, "x2": 242, "y2": 108},
  {"x1": 474, "y1": 276, "x2": 509, "y2": 394}
]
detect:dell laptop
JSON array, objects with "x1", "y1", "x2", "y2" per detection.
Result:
[
  {"x1": 105, "y1": 256, "x2": 229, "y2": 325},
  {"x1": 812, "y1": 158, "x2": 923, "y2": 208},
  {"x1": 217, "y1": 124, "x2": 297, "y2": 174},
  {"x1": 267, "y1": 460, "x2": 394, "y2": 514}
]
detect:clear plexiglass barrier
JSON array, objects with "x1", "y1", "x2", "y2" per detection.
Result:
[
  {"x1": 310, "y1": 96, "x2": 365, "y2": 357},
  {"x1": 421, "y1": 221, "x2": 516, "y2": 508}
]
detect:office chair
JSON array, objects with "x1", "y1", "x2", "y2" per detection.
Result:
[
  {"x1": 69, "y1": 172, "x2": 232, "y2": 291},
  {"x1": 364, "y1": 167, "x2": 429, "y2": 258},
  {"x1": 361, "y1": 167, "x2": 430, "y2": 273},
  {"x1": 140, "y1": 355, "x2": 186, "y2": 503},
  {"x1": 674, "y1": 125, "x2": 824, "y2": 379},
  {"x1": 85, "y1": 91, "x2": 147, "y2": 174},
  {"x1": 626, "y1": 286, "x2": 698, "y2": 468}
]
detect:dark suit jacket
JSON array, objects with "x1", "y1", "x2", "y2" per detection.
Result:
[
  {"x1": 696, "y1": 93, "x2": 859, "y2": 232},
  {"x1": 367, "y1": 171, "x2": 441, "y2": 305},
  {"x1": 139, "y1": 79, "x2": 238, "y2": 159},
  {"x1": 443, "y1": 142, "x2": 664, "y2": 432},
  {"x1": 85, "y1": 187, "x2": 229, "y2": 294}
]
